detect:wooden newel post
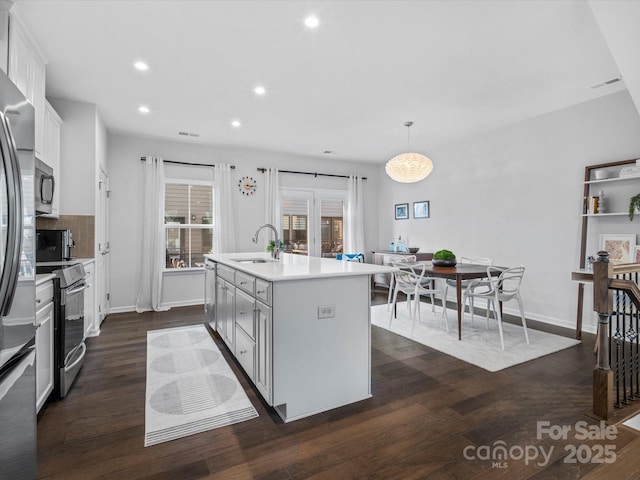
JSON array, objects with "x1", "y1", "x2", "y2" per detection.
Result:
[{"x1": 592, "y1": 250, "x2": 614, "y2": 419}]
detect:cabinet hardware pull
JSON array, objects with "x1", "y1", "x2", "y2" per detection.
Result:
[
  {"x1": 240, "y1": 350, "x2": 247, "y2": 354},
  {"x1": 239, "y1": 311, "x2": 245, "y2": 315},
  {"x1": 257, "y1": 290, "x2": 264, "y2": 294},
  {"x1": 36, "y1": 299, "x2": 41, "y2": 303},
  {"x1": 240, "y1": 281, "x2": 246, "y2": 285}
]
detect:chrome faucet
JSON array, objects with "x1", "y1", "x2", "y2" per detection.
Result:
[{"x1": 252, "y1": 223, "x2": 281, "y2": 260}]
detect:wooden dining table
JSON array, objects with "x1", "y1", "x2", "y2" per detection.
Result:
[{"x1": 404, "y1": 262, "x2": 501, "y2": 340}]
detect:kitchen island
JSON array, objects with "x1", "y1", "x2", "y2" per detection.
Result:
[{"x1": 204, "y1": 252, "x2": 395, "y2": 422}]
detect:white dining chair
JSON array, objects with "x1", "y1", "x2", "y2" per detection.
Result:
[
  {"x1": 384, "y1": 254, "x2": 416, "y2": 310},
  {"x1": 388, "y1": 261, "x2": 424, "y2": 331},
  {"x1": 442, "y1": 257, "x2": 493, "y2": 323},
  {"x1": 413, "y1": 274, "x2": 448, "y2": 334},
  {"x1": 465, "y1": 265, "x2": 529, "y2": 350},
  {"x1": 388, "y1": 261, "x2": 447, "y2": 335}
]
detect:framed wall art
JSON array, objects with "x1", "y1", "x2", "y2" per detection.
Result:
[
  {"x1": 413, "y1": 201, "x2": 430, "y2": 219},
  {"x1": 599, "y1": 234, "x2": 636, "y2": 264},
  {"x1": 395, "y1": 203, "x2": 409, "y2": 220}
]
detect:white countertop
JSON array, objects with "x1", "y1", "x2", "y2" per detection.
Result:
[
  {"x1": 36, "y1": 257, "x2": 94, "y2": 267},
  {"x1": 206, "y1": 252, "x2": 396, "y2": 282},
  {"x1": 36, "y1": 273, "x2": 56, "y2": 286}
]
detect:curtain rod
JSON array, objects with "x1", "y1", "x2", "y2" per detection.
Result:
[
  {"x1": 140, "y1": 156, "x2": 235, "y2": 169},
  {"x1": 256, "y1": 167, "x2": 366, "y2": 180}
]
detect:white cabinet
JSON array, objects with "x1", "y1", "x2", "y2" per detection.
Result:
[
  {"x1": 216, "y1": 278, "x2": 235, "y2": 351},
  {"x1": 235, "y1": 289, "x2": 255, "y2": 339},
  {"x1": 214, "y1": 262, "x2": 272, "y2": 403},
  {"x1": 204, "y1": 259, "x2": 216, "y2": 329},
  {"x1": 35, "y1": 280, "x2": 54, "y2": 413},
  {"x1": 42, "y1": 101, "x2": 62, "y2": 217},
  {"x1": 8, "y1": 13, "x2": 45, "y2": 159},
  {"x1": 255, "y1": 300, "x2": 272, "y2": 402},
  {"x1": 234, "y1": 326, "x2": 255, "y2": 380},
  {"x1": 84, "y1": 260, "x2": 97, "y2": 338},
  {"x1": 0, "y1": 9, "x2": 9, "y2": 74},
  {"x1": 7, "y1": 14, "x2": 29, "y2": 97}
]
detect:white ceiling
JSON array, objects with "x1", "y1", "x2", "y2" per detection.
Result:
[{"x1": 14, "y1": 0, "x2": 627, "y2": 164}]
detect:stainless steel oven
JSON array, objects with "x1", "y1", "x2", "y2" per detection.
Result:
[{"x1": 36, "y1": 262, "x2": 87, "y2": 399}]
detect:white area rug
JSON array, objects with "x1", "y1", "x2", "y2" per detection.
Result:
[
  {"x1": 371, "y1": 302, "x2": 581, "y2": 372},
  {"x1": 622, "y1": 413, "x2": 640, "y2": 432},
  {"x1": 145, "y1": 324, "x2": 258, "y2": 446}
]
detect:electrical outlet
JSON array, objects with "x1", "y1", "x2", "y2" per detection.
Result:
[{"x1": 318, "y1": 305, "x2": 335, "y2": 319}]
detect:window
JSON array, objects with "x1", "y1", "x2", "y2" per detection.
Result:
[
  {"x1": 280, "y1": 189, "x2": 345, "y2": 257},
  {"x1": 164, "y1": 181, "x2": 213, "y2": 269}
]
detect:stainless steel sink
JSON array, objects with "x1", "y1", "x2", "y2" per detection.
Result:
[{"x1": 232, "y1": 258, "x2": 270, "y2": 264}]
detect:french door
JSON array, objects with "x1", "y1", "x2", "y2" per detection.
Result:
[{"x1": 280, "y1": 189, "x2": 345, "y2": 258}]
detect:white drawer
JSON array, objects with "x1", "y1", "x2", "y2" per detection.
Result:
[
  {"x1": 235, "y1": 289, "x2": 255, "y2": 339},
  {"x1": 235, "y1": 271, "x2": 255, "y2": 295},
  {"x1": 83, "y1": 261, "x2": 95, "y2": 276},
  {"x1": 255, "y1": 278, "x2": 272, "y2": 306},
  {"x1": 36, "y1": 281, "x2": 54, "y2": 310},
  {"x1": 217, "y1": 264, "x2": 235, "y2": 283},
  {"x1": 235, "y1": 326, "x2": 255, "y2": 381}
]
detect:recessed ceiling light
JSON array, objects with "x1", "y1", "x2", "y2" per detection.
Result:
[
  {"x1": 304, "y1": 15, "x2": 320, "y2": 28},
  {"x1": 231, "y1": 120, "x2": 241, "y2": 128},
  {"x1": 138, "y1": 106, "x2": 150, "y2": 114},
  {"x1": 254, "y1": 86, "x2": 266, "y2": 96},
  {"x1": 134, "y1": 61, "x2": 149, "y2": 71}
]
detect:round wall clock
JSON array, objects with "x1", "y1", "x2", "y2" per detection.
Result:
[{"x1": 238, "y1": 176, "x2": 257, "y2": 196}]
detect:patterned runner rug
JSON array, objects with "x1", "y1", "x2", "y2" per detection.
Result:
[
  {"x1": 145, "y1": 324, "x2": 258, "y2": 446},
  {"x1": 371, "y1": 302, "x2": 580, "y2": 372}
]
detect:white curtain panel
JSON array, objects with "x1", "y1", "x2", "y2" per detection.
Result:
[
  {"x1": 135, "y1": 156, "x2": 169, "y2": 313},
  {"x1": 263, "y1": 168, "x2": 281, "y2": 250},
  {"x1": 345, "y1": 175, "x2": 365, "y2": 254},
  {"x1": 213, "y1": 164, "x2": 237, "y2": 254}
]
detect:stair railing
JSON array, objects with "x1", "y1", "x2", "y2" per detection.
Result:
[{"x1": 592, "y1": 251, "x2": 640, "y2": 419}]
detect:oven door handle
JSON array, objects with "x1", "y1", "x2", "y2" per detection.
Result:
[
  {"x1": 66, "y1": 283, "x2": 88, "y2": 296},
  {"x1": 64, "y1": 342, "x2": 86, "y2": 372}
]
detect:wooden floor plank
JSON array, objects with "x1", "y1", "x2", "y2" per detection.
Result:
[{"x1": 36, "y1": 297, "x2": 640, "y2": 479}]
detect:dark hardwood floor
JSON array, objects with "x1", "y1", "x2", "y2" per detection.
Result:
[{"x1": 36, "y1": 295, "x2": 640, "y2": 479}]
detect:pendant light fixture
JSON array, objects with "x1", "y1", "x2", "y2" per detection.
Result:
[{"x1": 385, "y1": 121, "x2": 433, "y2": 183}]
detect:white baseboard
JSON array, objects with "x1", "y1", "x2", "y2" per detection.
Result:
[
  {"x1": 501, "y1": 305, "x2": 596, "y2": 335},
  {"x1": 161, "y1": 299, "x2": 205, "y2": 310},
  {"x1": 108, "y1": 300, "x2": 205, "y2": 315}
]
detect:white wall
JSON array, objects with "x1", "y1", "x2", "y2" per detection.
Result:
[
  {"x1": 107, "y1": 133, "x2": 380, "y2": 312},
  {"x1": 378, "y1": 90, "x2": 640, "y2": 334}
]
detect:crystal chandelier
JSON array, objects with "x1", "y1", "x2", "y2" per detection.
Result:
[{"x1": 385, "y1": 121, "x2": 433, "y2": 183}]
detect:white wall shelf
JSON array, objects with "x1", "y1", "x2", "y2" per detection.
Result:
[
  {"x1": 576, "y1": 158, "x2": 640, "y2": 340},
  {"x1": 585, "y1": 175, "x2": 640, "y2": 185},
  {"x1": 582, "y1": 212, "x2": 632, "y2": 217}
]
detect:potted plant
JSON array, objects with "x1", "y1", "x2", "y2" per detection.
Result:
[
  {"x1": 432, "y1": 249, "x2": 457, "y2": 266},
  {"x1": 266, "y1": 240, "x2": 285, "y2": 253},
  {"x1": 629, "y1": 193, "x2": 640, "y2": 221}
]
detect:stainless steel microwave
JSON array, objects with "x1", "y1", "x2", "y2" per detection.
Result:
[{"x1": 35, "y1": 158, "x2": 54, "y2": 215}]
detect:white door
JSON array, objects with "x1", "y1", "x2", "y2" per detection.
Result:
[
  {"x1": 280, "y1": 189, "x2": 345, "y2": 258},
  {"x1": 97, "y1": 169, "x2": 110, "y2": 323}
]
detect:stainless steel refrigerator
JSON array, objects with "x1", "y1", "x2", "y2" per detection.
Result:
[{"x1": 0, "y1": 69, "x2": 37, "y2": 479}]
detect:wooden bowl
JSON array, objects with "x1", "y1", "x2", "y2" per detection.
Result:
[{"x1": 408, "y1": 247, "x2": 419, "y2": 253}]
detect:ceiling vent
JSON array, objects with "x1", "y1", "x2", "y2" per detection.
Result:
[
  {"x1": 178, "y1": 131, "x2": 200, "y2": 137},
  {"x1": 590, "y1": 77, "x2": 622, "y2": 89}
]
